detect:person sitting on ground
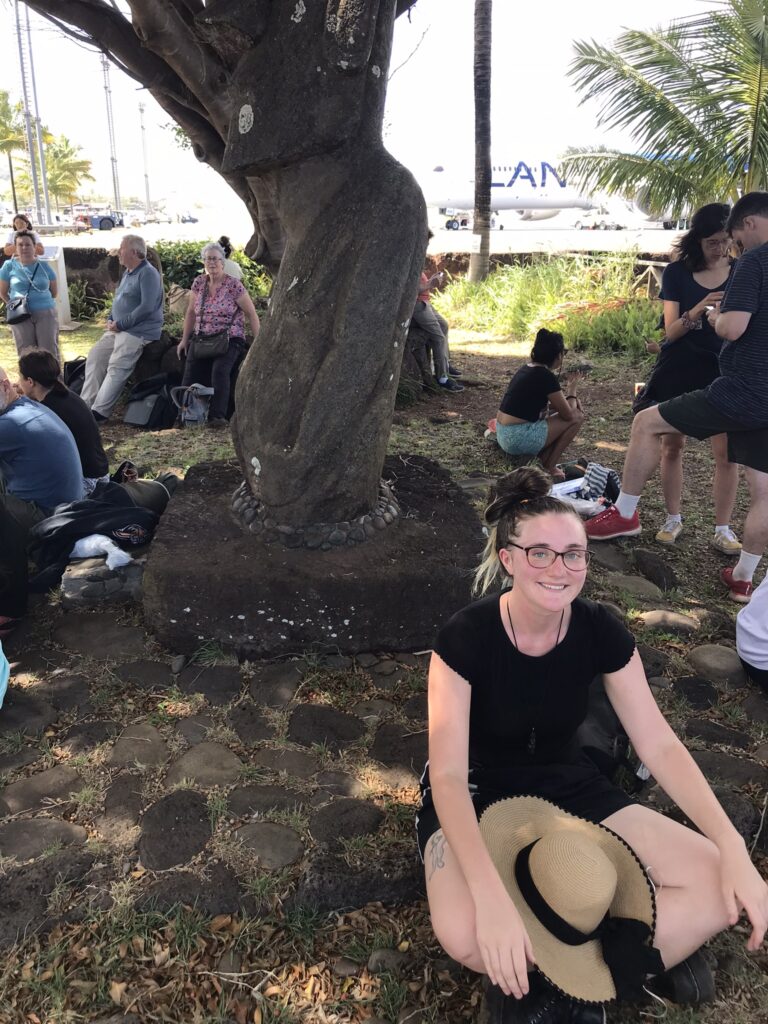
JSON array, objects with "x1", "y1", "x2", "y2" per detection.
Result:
[
  {"x1": 17, "y1": 349, "x2": 109, "y2": 495},
  {"x1": 176, "y1": 241, "x2": 261, "y2": 428},
  {"x1": 3, "y1": 213, "x2": 43, "y2": 257},
  {"x1": 420, "y1": 466, "x2": 768, "y2": 1024},
  {"x1": 737, "y1": 573, "x2": 768, "y2": 695},
  {"x1": 585, "y1": 191, "x2": 768, "y2": 605},
  {"x1": 494, "y1": 328, "x2": 585, "y2": 477},
  {"x1": 0, "y1": 365, "x2": 83, "y2": 536},
  {"x1": 0, "y1": 504, "x2": 28, "y2": 637},
  {"x1": 636, "y1": 203, "x2": 741, "y2": 552},
  {"x1": 217, "y1": 235, "x2": 243, "y2": 281},
  {"x1": 0, "y1": 230, "x2": 59, "y2": 359},
  {"x1": 411, "y1": 250, "x2": 463, "y2": 393},
  {"x1": 80, "y1": 234, "x2": 164, "y2": 422}
]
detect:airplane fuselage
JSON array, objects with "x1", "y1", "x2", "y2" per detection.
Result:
[{"x1": 424, "y1": 160, "x2": 592, "y2": 212}]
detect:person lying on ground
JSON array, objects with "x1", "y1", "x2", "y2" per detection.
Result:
[
  {"x1": 585, "y1": 192, "x2": 768, "y2": 605},
  {"x1": 494, "y1": 328, "x2": 584, "y2": 478},
  {"x1": 420, "y1": 466, "x2": 768, "y2": 1023},
  {"x1": 17, "y1": 349, "x2": 109, "y2": 495},
  {"x1": 0, "y1": 365, "x2": 83, "y2": 537}
]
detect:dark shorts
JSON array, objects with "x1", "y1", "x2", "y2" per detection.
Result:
[{"x1": 657, "y1": 389, "x2": 768, "y2": 473}]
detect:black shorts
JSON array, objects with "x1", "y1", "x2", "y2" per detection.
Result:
[{"x1": 657, "y1": 389, "x2": 768, "y2": 473}]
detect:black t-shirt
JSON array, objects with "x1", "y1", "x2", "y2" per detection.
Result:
[
  {"x1": 659, "y1": 259, "x2": 731, "y2": 356},
  {"x1": 434, "y1": 594, "x2": 635, "y2": 791},
  {"x1": 42, "y1": 388, "x2": 109, "y2": 478},
  {"x1": 716, "y1": 243, "x2": 768, "y2": 425},
  {"x1": 499, "y1": 364, "x2": 561, "y2": 421}
]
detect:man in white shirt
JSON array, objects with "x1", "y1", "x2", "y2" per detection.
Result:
[{"x1": 737, "y1": 574, "x2": 768, "y2": 693}]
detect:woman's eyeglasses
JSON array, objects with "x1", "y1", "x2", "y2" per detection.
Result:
[{"x1": 507, "y1": 543, "x2": 591, "y2": 570}]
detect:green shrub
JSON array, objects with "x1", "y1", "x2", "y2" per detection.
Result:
[
  {"x1": 153, "y1": 239, "x2": 271, "y2": 299},
  {"x1": 434, "y1": 253, "x2": 657, "y2": 355},
  {"x1": 68, "y1": 280, "x2": 113, "y2": 322}
]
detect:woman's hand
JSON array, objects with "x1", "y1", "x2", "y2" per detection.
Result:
[
  {"x1": 690, "y1": 291, "x2": 725, "y2": 319},
  {"x1": 177, "y1": 338, "x2": 190, "y2": 358},
  {"x1": 718, "y1": 838, "x2": 768, "y2": 951},
  {"x1": 474, "y1": 891, "x2": 535, "y2": 999}
]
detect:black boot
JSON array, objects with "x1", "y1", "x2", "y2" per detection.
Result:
[
  {"x1": 482, "y1": 974, "x2": 606, "y2": 1024},
  {"x1": 646, "y1": 949, "x2": 715, "y2": 1005}
]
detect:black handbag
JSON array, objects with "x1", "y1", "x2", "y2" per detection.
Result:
[
  {"x1": 189, "y1": 278, "x2": 238, "y2": 359},
  {"x1": 5, "y1": 262, "x2": 40, "y2": 325}
]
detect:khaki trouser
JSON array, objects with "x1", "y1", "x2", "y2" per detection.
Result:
[
  {"x1": 81, "y1": 329, "x2": 146, "y2": 419},
  {"x1": 10, "y1": 307, "x2": 60, "y2": 360}
]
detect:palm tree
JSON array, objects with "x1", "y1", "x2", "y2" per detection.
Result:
[
  {"x1": 17, "y1": 135, "x2": 93, "y2": 210},
  {"x1": 468, "y1": 0, "x2": 492, "y2": 282},
  {"x1": 562, "y1": 0, "x2": 768, "y2": 218},
  {"x1": 0, "y1": 91, "x2": 27, "y2": 212}
]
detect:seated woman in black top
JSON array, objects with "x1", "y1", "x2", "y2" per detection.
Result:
[
  {"x1": 17, "y1": 349, "x2": 109, "y2": 494},
  {"x1": 639, "y1": 203, "x2": 741, "y2": 551},
  {"x1": 420, "y1": 466, "x2": 767, "y2": 1021},
  {"x1": 495, "y1": 329, "x2": 584, "y2": 476}
]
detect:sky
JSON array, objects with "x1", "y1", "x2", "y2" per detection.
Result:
[{"x1": 0, "y1": 0, "x2": 710, "y2": 229}]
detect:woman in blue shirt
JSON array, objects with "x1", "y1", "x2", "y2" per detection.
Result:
[
  {"x1": 637, "y1": 204, "x2": 740, "y2": 553},
  {"x1": 0, "y1": 231, "x2": 59, "y2": 359}
]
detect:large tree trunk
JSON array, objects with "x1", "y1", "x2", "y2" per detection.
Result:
[{"x1": 468, "y1": 0, "x2": 492, "y2": 283}]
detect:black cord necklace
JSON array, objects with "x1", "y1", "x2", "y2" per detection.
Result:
[{"x1": 506, "y1": 598, "x2": 565, "y2": 756}]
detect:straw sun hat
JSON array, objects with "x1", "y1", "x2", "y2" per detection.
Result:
[{"x1": 479, "y1": 797, "x2": 664, "y2": 1004}]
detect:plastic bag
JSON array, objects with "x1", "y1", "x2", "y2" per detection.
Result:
[
  {"x1": 71, "y1": 534, "x2": 133, "y2": 569},
  {"x1": 0, "y1": 641, "x2": 9, "y2": 711}
]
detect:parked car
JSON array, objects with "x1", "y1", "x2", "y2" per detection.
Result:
[
  {"x1": 572, "y1": 206, "x2": 626, "y2": 231},
  {"x1": 180, "y1": 212, "x2": 199, "y2": 223}
]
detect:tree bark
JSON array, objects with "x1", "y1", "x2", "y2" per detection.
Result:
[{"x1": 468, "y1": 0, "x2": 492, "y2": 283}]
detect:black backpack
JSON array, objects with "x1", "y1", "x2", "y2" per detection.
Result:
[
  {"x1": 63, "y1": 357, "x2": 87, "y2": 396},
  {"x1": 576, "y1": 674, "x2": 649, "y2": 794},
  {"x1": 123, "y1": 372, "x2": 180, "y2": 430}
]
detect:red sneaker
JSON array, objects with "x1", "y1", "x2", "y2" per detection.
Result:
[
  {"x1": 721, "y1": 567, "x2": 753, "y2": 603},
  {"x1": 585, "y1": 505, "x2": 641, "y2": 541}
]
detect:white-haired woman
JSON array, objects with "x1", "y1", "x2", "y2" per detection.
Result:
[{"x1": 177, "y1": 242, "x2": 260, "y2": 427}]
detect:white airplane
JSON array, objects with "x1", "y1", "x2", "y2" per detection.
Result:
[{"x1": 422, "y1": 160, "x2": 593, "y2": 228}]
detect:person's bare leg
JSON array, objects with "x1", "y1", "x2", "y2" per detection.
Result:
[
  {"x1": 601, "y1": 805, "x2": 731, "y2": 969},
  {"x1": 732, "y1": 467, "x2": 768, "y2": 583},
  {"x1": 423, "y1": 830, "x2": 484, "y2": 972},
  {"x1": 659, "y1": 434, "x2": 685, "y2": 516},
  {"x1": 621, "y1": 406, "x2": 684, "y2": 495},
  {"x1": 539, "y1": 420, "x2": 582, "y2": 474},
  {"x1": 710, "y1": 433, "x2": 740, "y2": 527}
]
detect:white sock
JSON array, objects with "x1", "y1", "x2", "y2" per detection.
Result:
[
  {"x1": 733, "y1": 550, "x2": 761, "y2": 582},
  {"x1": 615, "y1": 491, "x2": 641, "y2": 519},
  {"x1": 438, "y1": 376, "x2": 448, "y2": 384},
  {"x1": 715, "y1": 524, "x2": 730, "y2": 534},
  {"x1": 664, "y1": 513, "x2": 682, "y2": 525}
]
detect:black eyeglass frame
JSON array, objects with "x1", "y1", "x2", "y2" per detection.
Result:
[{"x1": 507, "y1": 542, "x2": 591, "y2": 570}]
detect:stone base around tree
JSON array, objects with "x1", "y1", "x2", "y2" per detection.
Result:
[
  {"x1": 143, "y1": 456, "x2": 484, "y2": 657},
  {"x1": 61, "y1": 556, "x2": 146, "y2": 610}
]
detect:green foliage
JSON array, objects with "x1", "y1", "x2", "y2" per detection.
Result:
[
  {"x1": 435, "y1": 255, "x2": 655, "y2": 355},
  {"x1": 68, "y1": 280, "x2": 113, "y2": 322},
  {"x1": 153, "y1": 239, "x2": 271, "y2": 298},
  {"x1": 563, "y1": 1, "x2": 768, "y2": 215}
]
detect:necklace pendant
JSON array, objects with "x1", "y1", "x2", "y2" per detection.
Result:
[{"x1": 527, "y1": 727, "x2": 536, "y2": 755}]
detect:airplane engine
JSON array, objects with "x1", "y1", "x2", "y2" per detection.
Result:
[{"x1": 515, "y1": 209, "x2": 560, "y2": 221}]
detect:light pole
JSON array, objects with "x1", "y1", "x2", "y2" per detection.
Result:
[
  {"x1": 139, "y1": 102, "x2": 151, "y2": 216},
  {"x1": 102, "y1": 54, "x2": 121, "y2": 213},
  {"x1": 14, "y1": 0, "x2": 42, "y2": 222},
  {"x1": 25, "y1": 5, "x2": 51, "y2": 222}
]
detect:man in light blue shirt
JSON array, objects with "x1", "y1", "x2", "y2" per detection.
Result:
[
  {"x1": 81, "y1": 234, "x2": 164, "y2": 421},
  {"x1": 0, "y1": 368, "x2": 83, "y2": 533}
]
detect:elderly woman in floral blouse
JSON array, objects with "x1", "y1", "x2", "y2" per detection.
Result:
[{"x1": 177, "y1": 241, "x2": 260, "y2": 427}]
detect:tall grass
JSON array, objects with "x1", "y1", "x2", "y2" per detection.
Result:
[{"x1": 434, "y1": 254, "x2": 659, "y2": 356}]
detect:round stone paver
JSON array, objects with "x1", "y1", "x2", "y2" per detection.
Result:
[
  {"x1": 248, "y1": 663, "x2": 304, "y2": 708},
  {"x1": 637, "y1": 644, "x2": 671, "y2": 679},
  {"x1": 33, "y1": 674, "x2": 91, "y2": 713},
  {"x1": 683, "y1": 719, "x2": 750, "y2": 750},
  {"x1": 176, "y1": 715, "x2": 213, "y2": 746},
  {"x1": 139, "y1": 790, "x2": 211, "y2": 870},
  {"x1": 0, "y1": 748, "x2": 42, "y2": 775},
  {"x1": 0, "y1": 689, "x2": 57, "y2": 737},
  {"x1": 322, "y1": 655, "x2": 352, "y2": 671},
  {"x1": 351, "y1": 699, "x2": 394, "y2": 724},
  {"x1": 371, "y1": 660, "x2": 399, "y2": 677},
  {"x1": 235, "y1": 821, "x2": 304, "y2": 869},
  {"x1": 609, "y1": 574, "x2": 663, "y2": 602},
  {"x1": 637, "y1": 610, "x2": 698, "y2": 635},
  {"x1": 1, "y1": 765, "x2": 82, "y2": 814},
  {"x1": 0, "y1": 819, "x2": 87, "y2": 860},
  {"x1": 59, "y1": 720, "x2": 119, "y2": 755},
  {"x1": 691, "y1": 750, "x2": 768, "y2": 789},
  {"x1": 177, "y1": 665, "x2": 243, "y2": 706},
  {"x1": 227, "y1": 704, "x2": 276, "y2": 745},
  {"x1": 252, "y1": 747, "x2": 318, "y2": 778},
  {"x1": 115, "y1": 660, "x2": 172, "y2": 691},
  {"x1": 53, "y1": 613, "x2": 144, "y2": 660},
  {"x1": 107, "y1": 723, "x2": 170, "y2": 767},
  {"x1": 671, "y1": 676, "x2": 718, "y2": 711},
  {"x1": 687, "y1": 646, "x2": 746, "y2": 690},
  {"x1": 632, "y1": 549, "x2": 679, "y2": 592},
  {"x1": 229, "y1": 784, "x2": 305, "y2": 818},
  {"x1": 310, "y1": 798, "x2": 384, "y2": 847},
  {"x1": 370, "y1": 722, "x2": 428, "y2": 777},
  {"x1": 588, "y1": 544, "x2": 630, "y2": 573},
  {"x1": 742, "y1": 693, "x2": 768, "y2": 725},
  {"x1": 165, "y1": 742, "x2": 244, "y2": 789},
  {"x1": 402, "y1": 694, "x2": 427, "y2": 722},
  {"x1": 103, "y1": 775, "x2": 143, "y2": 825},
  {"x1": 287, "y1": 704, "x2": 366, "y2": 753},
  {"x1": 355, "y1": 653, "x2": 380, "y2": 669}
]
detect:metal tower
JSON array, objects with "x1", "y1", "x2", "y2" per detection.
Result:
[
  {"x1": 25, "y1": 5, "x2": 52, "y2": 223},
  {"x1": 14, "y1": 0, "x2": 42, "y2": 222},
  {"x1": 102, "y1": 54, "x2": 122, "y2": 212},
  {"x1": 138, "y1": 102, "x2": 151, "y2": 215}
]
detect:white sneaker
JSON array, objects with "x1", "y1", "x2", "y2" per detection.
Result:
[
  {"x1": 711, "y1": 528, "x2": 742, "y2": 554},
  {"x1": 655, "y1": 518, "x2": 683, "y2": 545}
]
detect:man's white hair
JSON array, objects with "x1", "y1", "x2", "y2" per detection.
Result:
[{"x1": 122, "y1": 234, "x2": 147, "y2": 259}]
